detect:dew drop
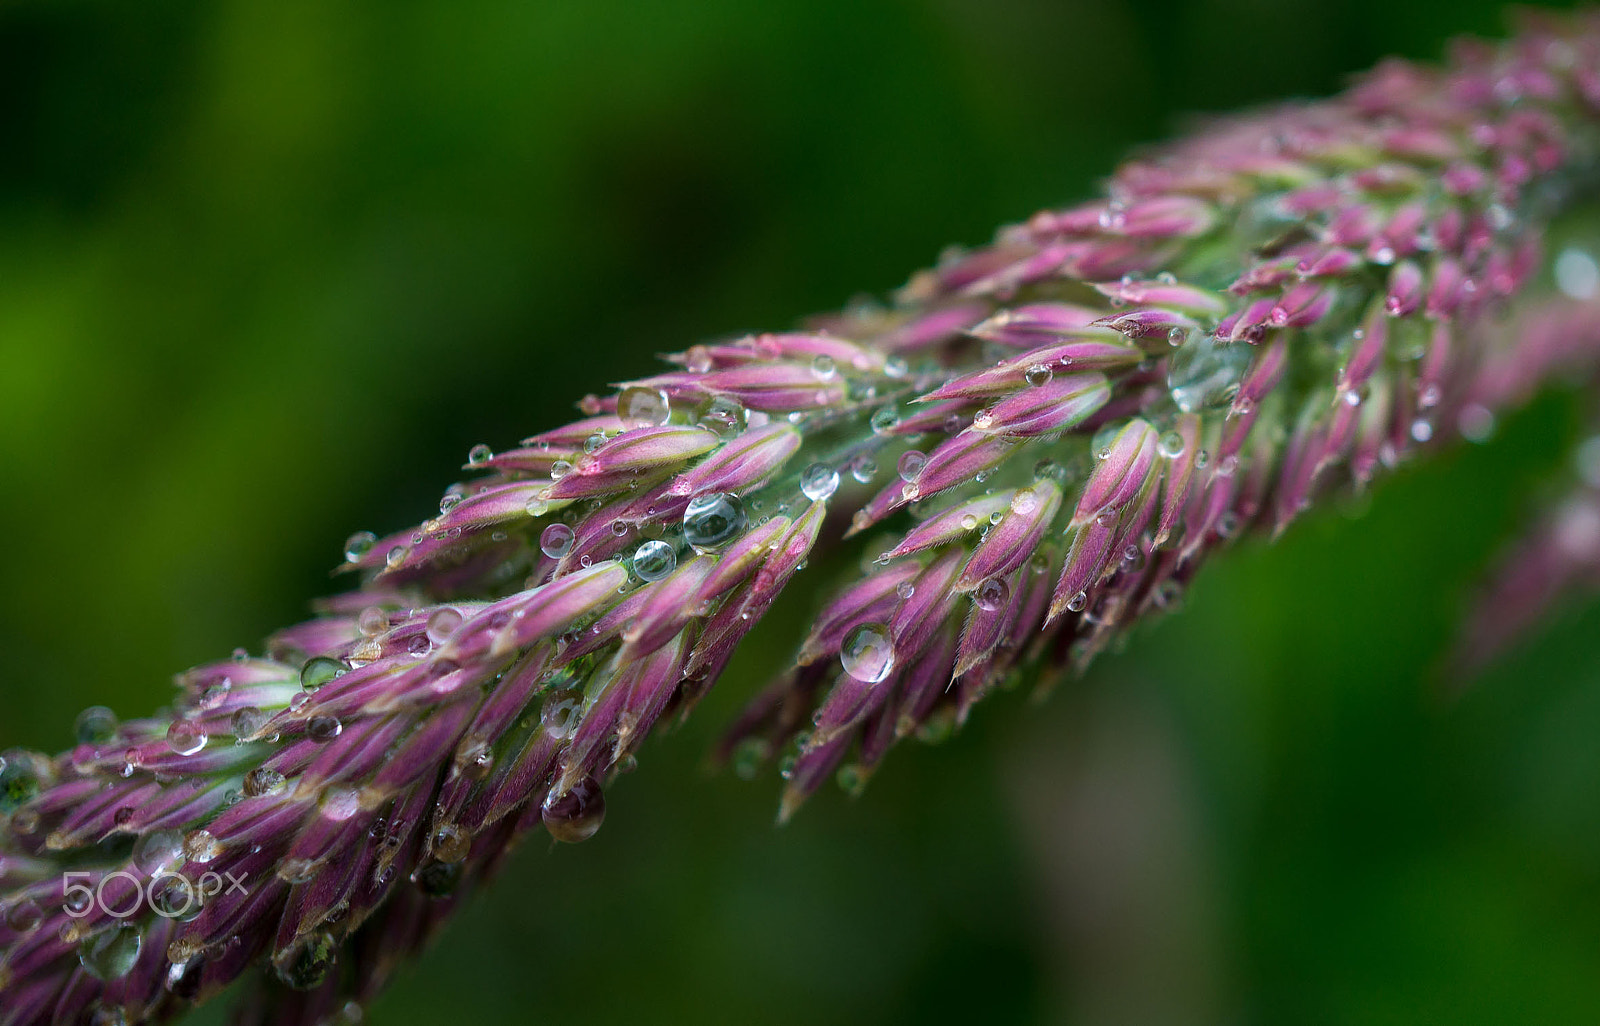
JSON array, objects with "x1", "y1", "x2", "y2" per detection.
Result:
[
  {"x1": 631, "y1": 539, "x2": 677, "y2": 582},
  {"x1": 849, "y1": 454, "x2": 877, "y2": 483},
  {"x1": 426, "y1": 608, "x2": 464, "y2": 644},
  {"x1": 273, "y1": 930, "x2": 338, "y2": 991},
  {"x1": 1024, "y1": 363, "x2": 1053, "y2": 387},
  {"x1": 231, "y1": 706, "x2": 268, "y2": 740},
  {"x1": 974, "y1": 577, "x2": 1010, "y2": 611},
  {"x1": 895, "y1": 581, "x2": 916, "y2": 600},
  {"x1": 165, "y1": 721, "x2": 207, "y2": 757},
  {"x1": 467, "y1": 444, "x2": 493, "y2": 466},
  {"x1": 811, "y1": 354, "x2": 837, "y2": 380},
  {"x1": 183, "y1": 829, "x2": 219, "y2": 863},
  {"x1": 540, "y1": 689, "x2": 583, "y2": 740},
  {"x1": 960, "y1": 513, "x2": 979, "y2": 530},
  {"x1": 682, "y1": 493, "x2": 748, "y2": 551},
  {"x1": 133, "y1": 829, "x2": 186, "y2": 875},
  {"x1": 1010, "y1": 488, "x2": 1039, "y2": 515},
  {"x1": 883, "y1": 356, "x2": 909, "y2": 378},
  {"x1": 79, "y1": 924, "x2": 142, "y2": 981},
  {"x1": 0, "y1": 759, "x2": 39, "y2": 813},
  {"x1": 542, "y1": 776, "x2": 606, "y2": 843},
  {"x1": 549, "y1": 460, "x2": 574, "y2": 481},
  {"x1": 74, "y1": 706, "x2": 119, "y2": 746},
  {"x1": 343, "y1": 531, "x2": 377, "y2": 564},
  {"x1": 897, "y1": 451, "x2": 927, "y2": 483},
  {"x1": 617, "y1": 386, "x2": 671, "y2": 429},
  {"x1": 1067, "y1": 591, "x2": 1088, "y2": 613},
  {"x1": 800, "y1": 463, "x2": 840, "y2": 502},
  {"x1": 684, "y1": 344, "x2": 713, "y2": 373},
  {"x1": 1158, "y1": 431, "x2": 1186, "y2": 458},
  {"x1": 870, "y1": 408, "x2": 901, "y2": 435},
  {"x1": 840, "y1": 623, "x2": 895, "y2": 683},
  {"x1": 1411, "y1": 418, "x2": 1434, "y2": 443},
  {"x1": 431, "y1": 823, "x2": 471, "y2": 863},
  {"x1": 696, "y1": 396, "x2": 747, "y2": 438},
  {"x1": 385, "y1": 546, "x2": 408, "y2": 570},
  {"x1": 1167, "y1": 335, "x2": 1250, "y2": 413},
  {"x1": 307, "y1": 716, "x2": 343, "y2": 742},
  {"x1": 300, "y1": 656, "x2": 345, "y2": 692},
  {"x1": 243, "y1": 767, "x2": 287, "y2": 798},
  {"x1": 540, "y1": 523, "x2": 575, "y2": 559}
]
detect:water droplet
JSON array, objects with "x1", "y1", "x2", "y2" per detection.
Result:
[
  {"x1": 74, "y1": 706, "x2": 119, "y2": 745},
  {"x1": 1458, "y1": 404, "x2": 1495, "y2": 443},
  {"x1": 616, "y1": 385, "x2": 671, "y2": 429},
  {"x1": 540, "y1": 689, "x2": 583, "y2": 740},
  {"x1": 849, "y1": 454, "x2": 878, "y2": 483},
  {"x1": 696, "y1": 396, "x2": 747, "y2": 438},
  {"x1": 542, "y1": 776, "x2": 606, "y2": 843},
  {"x1": 1158, "y1": 431, "x2": 1186, "y2": 458},
  {"x1": 883, "y1": 356, "x2": 909, "y2": 378},
  {"x1": 385, "y1": 545, "x2": 408, "y2": 570},
  {"x1": 684, "y1": 344, "x2": 713, "y2": 373},
  {"x1": 343, "y1": 531, "x2": 377, "y2": 563},
  {"x1": 1167, "y1": 326, "x2": 1190, "y2": 347},
  {"x1": 5, "y1": 897, "x2": 42, "y2": 932},
  {"x1": 133, "y1": 829, "x2": 186, "y2": 875},
  {"x1": 549, "y1": 459, "x2": 575, "y2": 483},
  {"x1": 1418, "y1": 383, "x2": 1442, "y2": 409},
  {"x1": 307, "y1": 716, "x2": 343, "y2": 742},
  {"x1": 300, "y1": 656, "x2": 345, "y2": 692},
  {"x1": 631, "y1": 539, "x2": 677, "y2": 582},
  {"x1": 1411, "y1": 418, "x2": 1434, "y2": 443},
  {"x1": 425, "y1": 608, "x2": 464, "y2": 645},
  {"x1": 79, "y1": 924, "x2": 142, "y2": 981},
  {"x1": 895, "y1": 581, "x2": 916, "y2": 599},
  {"x1": 183, "y1": 829, "x2": 219, "y2": 863},
  {"x1": 467, "y1": 444, "x2": 493, "y2": 466},
  {"x1": 165, "y1": 721, "x2": 207, "y2": 757},
  {"x1": 897, "y1": 451, "x2": 927, "y2": 483},
  {"x1": 1092, "y1": 423, "x2": 1119, "y2": 459},
  {"x1": 1024, "y1": 363, "x2": 1053, "y2": 387},
  {"x1": 811, "y1": 354, "x2": 837, "y2": 380},
  {"x1": 682, "y1": 493, "x2": 748, "y2": 551},
  {"x1": 1167, "y1": 335, "x2": 1251, "y2": 413},
  {"x1": 960, "y1": 513, "x2": 979, "y2": 530},
  {"x1": 274, "y1": 930, "x2": 338, "y2": 991},
  {"x1": 230, "y1": 706, "x2": 267, "y2": 741},
  {"x1": 1010, "y1": 488, "x2": 1039, "y2": 515},
  {"x1": 870, "y1": 408, "x2": 900, "y2": 435},
  {"x1": 1067, "y1": 591, "x2": 1088, "y2": 612},
  {"x1": 540, "y1": 523, "x2": 575, "y2": 559},
  {"x1": 974, "y1": 577, "x2": 1010, "y2": 611},
  {"x1": 243, "y1": 766, "x2": 287, "y2": 798},
  {"x1": 431, "y1": 823, "x2": 471, "y2": 863},
  {"x1": 800, "y1": 463, "x2": 840, "y2": 502},
  {"x1": 439, "y1": 490, "x2": 463, "y2": 515},
  {"x1": 1556, "y1": 247, "x2": 1600, "y2": 300},
  {"x1": 840, "y1": 623, "x2": 895, "y2": 683}
]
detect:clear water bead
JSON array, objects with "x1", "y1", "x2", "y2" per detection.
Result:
[
  {"x1": 467, "y1": 444, "x2": 493, "y2": 466},
  {"x1": 617, "y1": 386, "x2": 671, "y2": 429},
  {"x1": 849, "y1": 454, "x2": 877, "y2": 483},
  {"x1": 1024, "y1": 363, "x2": 1053, "y2": 387},
  {"x1": 696, "y1": 396, "x2": 747, "y2": 438},
  {"x1": 974, "y1": 577, "x2": 1010, "y2": 611},
  {"x1": 870, "y1": 408, "x2": 900, "y2": 435},
  {"x1": 426, "y1": 607, "x2": 464, "y2": 644},
  {"x1": 840, "y1": 623, "x2": 896, "y2": 683},
  {"x1": 811, "y1": 354, "x2": 837, "y2": 380},
  {"x1": 165, "y1": 721, "x2": 207, "y2": 757},
  {"x1": 79, "y1": 925, "x2": 142, "y2": 981},
  {"x1": 133, "y1": 829, "x2": 186, "y2": 875},
  {"x1": 1167, "y1": 334, "x2": 1251, "y2": 413},
  {"x1": 632, "y1": 539, "x2": 677, "y2": 582},
  {"x1": 682, "y1": 493, "x2": 748, "y2": 551},
  {"x1": 300, "y1": 656, "x2": 344, "y2": 691},
  {"x1": 1158, "y1": 430, "x2": 1186, "y2": 458},
  {"x1": 74, "y1": 706, "x2": 118, "y2": 746},
  {"x1": 540, "y1": 523, "x2": 575, "y2": 559},
  {"x1": 800, "y1": 463, "x2": 840, "y2": 502},
  {"x1": 897, "y1": 451, "x2": 927, "y2": 483},
  {"x1": 343, "y1": 531, "x2": 377, "y2": 563}
]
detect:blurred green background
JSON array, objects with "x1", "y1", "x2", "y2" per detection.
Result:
[{"x1": 4, "y1": 0, "x2": 1600, "y2": 1022}]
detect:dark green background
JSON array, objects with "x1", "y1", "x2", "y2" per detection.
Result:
[{"x1": 4, "y1": 1, "x2": 1599, "y2": 1022}]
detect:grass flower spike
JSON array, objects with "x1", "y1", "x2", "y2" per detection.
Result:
[{"x1": 7, "y1": 12, "x2": 1600, "y2": 1025}]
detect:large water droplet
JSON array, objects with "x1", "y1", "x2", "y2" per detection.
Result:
[
  {"x1": 183, "y1": 829, "x2": 220, "y2": 863},
  {"x1": 696, "y1": 396, "x2": 747, "y2": 438},
  {"x1": 79, "y1": 924, "x2": 142, "y2": 981},
  {"x1": 849, "y1": 454, "x2": 877, "y2": 483},
  {"x1": 165, "y1": 720, "x2": 207, "y2": 757},
  {"x1": 542, "y1": 776, "x2": 606, "y2": 843},
  {"x1": 300, "y1": 656, "x2": 345, "y2": 692},
  {"x1": 74, "y1": 706, "x2": 118, "y2": 746},
  {"x1": 343, "y1": 531, "x2": 377, "y2": 564},
  {"x1": 1024, "y1": 363, "x2": 1053, "y2": 387},
  {"x1": 974, "y1": 577, "x2": 1010, "y2": 611},
  {"x1": 811, "y1": 354, "x2": 837, "y2": 380},
  {"x1": 897, "y1": 451, "x2": 927, "y2": 483},
  {"x1": 426, "y1": 608, "x2": 464, "y2": 644},
  {"x1": 840, "y1": 623, "x2": 895, "y2": 683},
  {"x1": 540, "y1": 523, "x2": 575, "y2": 559},
  {"x1": 540, "y1": 689, "x2": 583, "y2": 740},
  {"x1": 133, "y1": 828, "x2": 186, "y2": 875},
  {"x1": 1158, "y1": 430, "x2": 1186, "y2": 458},
  {"x1": 467, "y1": 444, "x2": 493, "y2": 466},
  {"x1": 631, "y1": 539, "x2": 677, "y2": 582},
  {"x1": 870, "y1": 407, "x2": 901, "y2": 435},
  {"x1": 431, "y1": 823, "x2": 471, "y2": 863},
  {"x1": 682, "y1": 493, "x2": 748, "y2": 551},
  {"x1": 617, "y1": 386, "x2": 671, "y2": 429},
  {"x1": 274, "y1": 930, "x2": 338, "y2": 991},
  {"x1": 243, "y1": 766, "x2": 287, "y2": 798},
  {"x1": 307, "y1": 716, "x2": 343, "y2": 742},
  {"x1": 800, "y1": 463, "x2": 840, "y2": 502},
  {"x1": 1167, "y1": 335, "x2": 1251, "y2": 413}
]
